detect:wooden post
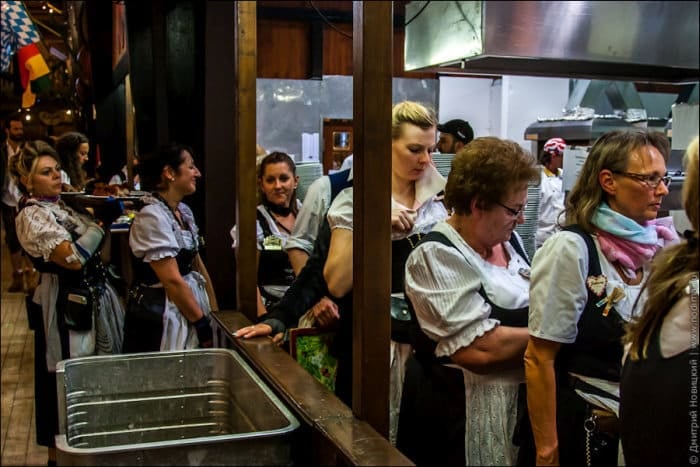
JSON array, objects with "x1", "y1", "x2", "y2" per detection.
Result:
[
  {"x1": 203, "y1": 0, "x2": 238, "y2": 310},
  {"x1": 234, "y1": 1, "x2": 258, "y2": 319},
  {"x1": 352, "y1": 0, "x2": 393, "y2": 438},
  {"x1": 124, "y1": 73, "x2": 135, "y2": 188}
]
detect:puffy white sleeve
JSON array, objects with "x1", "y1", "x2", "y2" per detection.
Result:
[
  {"x1": 529, "y1": 231, "x2": 590, "y2": 343},
  {"x1": 327, "y1": 187, "x2": 353, "y2": 231},
  {"x1": 15, "y1": 205, "x2": 72, "y2": 261},
  {"x1": 405, "y1": 241, "x2": 499, "y2": 358},
  {"x1": 285, "y1": 176, "x2": 330, "y2": 254},
  {"x1": 129, "y1": 205, "x2": 179, "y2": 262},
  {"x1": 230, "y1": 207, "x2": 265, "y2": 250}
]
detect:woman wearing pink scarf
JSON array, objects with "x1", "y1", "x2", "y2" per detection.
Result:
[{"x1": 524, "y1": 130, "x2": 677, "y2": 466}]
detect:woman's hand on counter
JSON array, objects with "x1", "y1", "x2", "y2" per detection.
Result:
[{"x1": 234, "y1": 323, "x2": 273, "y2": 339}]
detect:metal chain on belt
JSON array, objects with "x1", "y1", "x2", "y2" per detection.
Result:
[{"x1": 584, "y1": 415, "x2": 597, "y2": 467}]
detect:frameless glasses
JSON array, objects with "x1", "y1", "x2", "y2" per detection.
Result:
[
  {"x1": 612, "y1": 171, "x2": 672, "y2": 189},
  {"x1": 495, "y1": 201, "x2": 526, "y2": 217}
]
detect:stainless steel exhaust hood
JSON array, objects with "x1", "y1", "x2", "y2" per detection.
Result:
[{"x1": 404, "y1": 1, "x2": 699, "y2": 83}]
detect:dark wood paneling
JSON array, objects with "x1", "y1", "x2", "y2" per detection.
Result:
[
  {"x1": 257, "y1": 19, "x2": 310, "y2": 79},
  {"x1": 323, "y1": 23, "x2": 353, "y2": 76},
  {"x1": 256, "y1": 1, "x2": 434, "y2": 79},
  {"x1": 352, "y1": 0, "x2": 393, "y2": 438},
  {"x1": 203, "y1": 0, "x2": 237, "y2": 310}
]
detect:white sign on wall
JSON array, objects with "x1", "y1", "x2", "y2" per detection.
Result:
[{"x1": 562, "y1": 146, "x2": 591, "y2": 192}]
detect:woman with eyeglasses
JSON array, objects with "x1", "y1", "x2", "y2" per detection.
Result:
[
  {"x1": 397, "y1": 137, "x2": 539, "y2": 466},
  {"x1": 525, "y1": 129, "x2": 678, "y2": 466}
]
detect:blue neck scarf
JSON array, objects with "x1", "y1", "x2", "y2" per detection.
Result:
[{"x1": 591, "y1": 202, "x2": 659, "y2": 245}]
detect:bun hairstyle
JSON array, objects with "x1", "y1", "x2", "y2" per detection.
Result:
[{"x1": 138, "y1": 143, "x2": 194, "y2": 192}]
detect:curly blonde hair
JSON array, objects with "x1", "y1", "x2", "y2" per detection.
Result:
[{"x1": 10, "y1": 140, "x2": 60, "y2": 195}]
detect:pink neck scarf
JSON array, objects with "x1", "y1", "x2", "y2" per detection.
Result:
[{"x1": 596, "y1": 217, "x2": 679, "y2": 270}]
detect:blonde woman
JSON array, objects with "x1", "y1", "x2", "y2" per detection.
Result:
[
  {"x1": 323, "y1": 101, "x2": 448, "y2": 441},
  {"x1": 526, "y1": 130, "x2": 678, "y2": 466},
  {"x1": 11, "y1": 140, "x2": 124, "y2": 465}
]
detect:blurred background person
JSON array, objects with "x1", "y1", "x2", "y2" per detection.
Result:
[
  {"x1": 535, "y1": 137, "x2": 566, "y2": 249},
  {"x1": 435, "y1": 118, "x2": 474, "y2": 154},
  {"x1": 122, "y1": 143, "x2": 216, "y2": 352},
  {"x1": 285, "y1": 165, "x2": 352, "y2": 275},
  {"x1": 525, "y1": 130, "x2": 677, "y2": 466},
  {"x1": 620, "y1": 136, "x2": 699, "y2": 466},
  {"x1": 11, "y1": 140, "x2": 125, "y2": 466},
  {"x1": 398, "y1": 137, "x2": 538, "y2": 466},
  {"x1": 55, "y1": 131, "x2": 90, "y2": 192},
  {"x1": 2, "y1": 113, "x2": 37, "y2": 293},
  {"x1": 230, "y1": 151, "x2": 301, "y2": 317},
  {"x1": 109, "y1": 154, "x2": 140, "y2": 190}
]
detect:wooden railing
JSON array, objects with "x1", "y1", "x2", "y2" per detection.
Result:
[{"x1": 210, "y1": 311, "x2": 413, "y2": 466}]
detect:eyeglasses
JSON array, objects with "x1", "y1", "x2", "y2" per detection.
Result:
[
  {"x1": 495, "y1": 201, "x2": 526, "y2": 217},
  {"x1": 612, "y1": 171, "x2": 672, "y2": 189}
]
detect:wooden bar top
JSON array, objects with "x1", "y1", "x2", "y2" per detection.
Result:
[{"x1": 211, "y1": 310, "x2": 413, "y2": 466}]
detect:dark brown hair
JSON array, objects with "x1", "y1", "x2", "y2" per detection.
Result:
[
  {"x1": 55, "y1": 131, "x2": 89, "y2": 190},
  {"x1": 258, "y1": 151, "x2": 299, "y2": 216}
]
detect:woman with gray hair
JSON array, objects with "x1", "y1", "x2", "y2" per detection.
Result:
[
  {"x1": 397, "y1": 137, "x2": 539, "y2": 466},
  {"x1": 525, "y1": 129, "x2": 678, "y2": 466}
]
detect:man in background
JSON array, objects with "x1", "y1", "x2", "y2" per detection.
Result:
[
  {"x1": 436, "y1": 118, "x2": 474, "y2": 154},
  {"x1": 1, "y1": 114, "x2": 36, "y2": 293},
  {"x1": 535, "y1": 137, "x2": 566, "y2": 249}
]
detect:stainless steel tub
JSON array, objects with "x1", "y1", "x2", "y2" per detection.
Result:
[{"x1": 55, "y1": 349, "x2": 299, "y2": 466}]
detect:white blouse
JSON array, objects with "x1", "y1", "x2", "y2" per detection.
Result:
[
  {"x1": 405, "y1": 221, "x2": 531, "y2": 358},
  {"x1": 327, "y1": 164, "x2": 448, "y2": 240},
  {"x1": 529, "y1": 230, "x2": 648, "y2": 344},
  {"x1": 16, "y1": 200, "x2": 94, "y2": 261}
]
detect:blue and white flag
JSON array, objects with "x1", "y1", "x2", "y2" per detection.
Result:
[{"x1": 1, "y1": 1, "x2": 42, "y2": 72}]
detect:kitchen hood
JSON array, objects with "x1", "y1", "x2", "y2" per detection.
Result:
[{"x1": 404, "y1": 1, "x2": 699, "y2": 83}]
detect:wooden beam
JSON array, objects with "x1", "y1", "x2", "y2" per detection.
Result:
[
  {"x1": 234, "y1": 1, "x2": 259, "y2": 319},
  {"x1": 151, "y1": 0, "x2": 169, "y2": 147},
  {"x1": 203, "y1": 0, "x2": 237, "y2": 310},
  {"x1": 352, "y1": 0, "x2": 393, "y2": 437}
]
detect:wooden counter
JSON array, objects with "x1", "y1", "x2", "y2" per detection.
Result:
[{"x1": 211, "y1": 310, "x2": 413, "y2": 466}]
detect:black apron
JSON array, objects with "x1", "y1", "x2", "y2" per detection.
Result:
[{"x1": 396, "y1": 231, "x2": 533, "y2": 466}]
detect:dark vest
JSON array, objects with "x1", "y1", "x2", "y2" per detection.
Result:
[
  {"x1": 620, "y1": 324, "x2": 695, "y2": 466},
  {"x1": 555, "y1": 225, "x2": 626, "y2": 382},
  {"x1": 256, "y1": 208, "x2": 295, "y2": 297},
  {"x1": 130, "y1": 201, "x2": 197, "y2": 287}
]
